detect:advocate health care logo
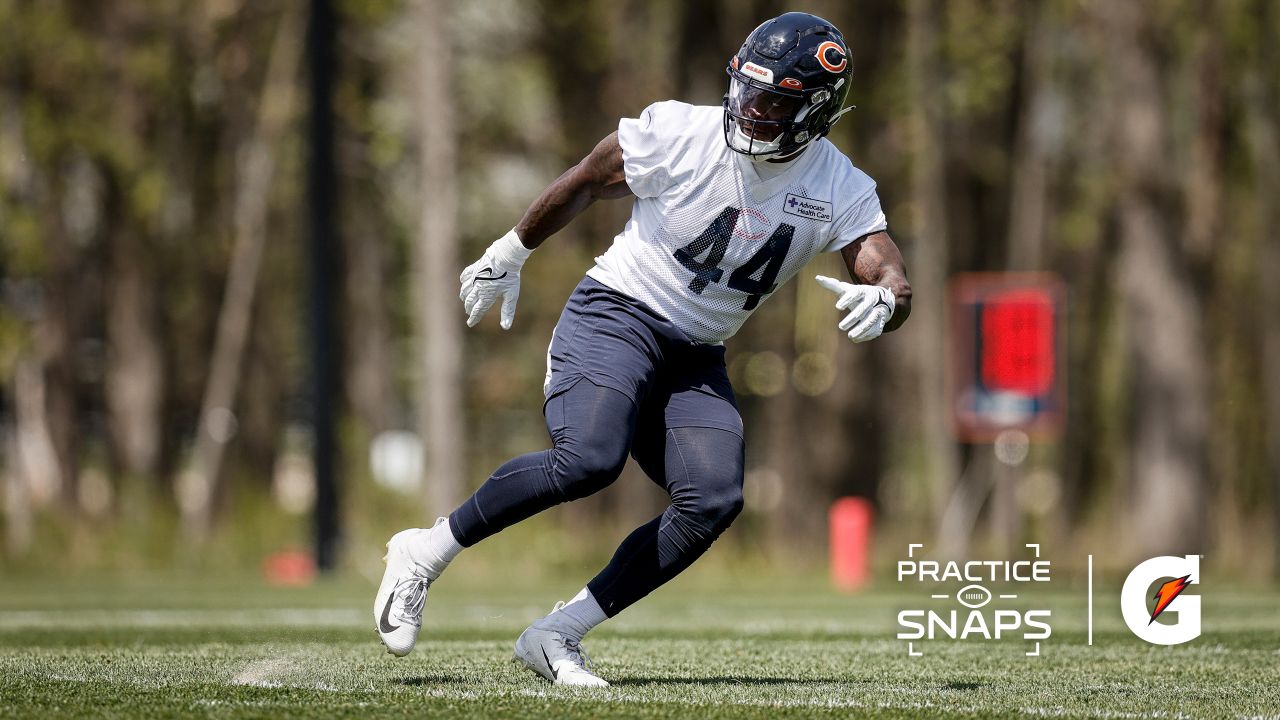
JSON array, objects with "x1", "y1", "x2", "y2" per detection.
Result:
[{"x1": 895, "y1": 545, "x2": 1203, "y2": 655}]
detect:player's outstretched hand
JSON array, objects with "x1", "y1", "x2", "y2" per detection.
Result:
[
  {"x1": 459, "y1": 230, "x2": 533, "y2": 330},
  {"x1": 815, "y1": 275, "x2": 895, "y2": 343}
]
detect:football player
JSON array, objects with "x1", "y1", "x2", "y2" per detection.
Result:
[{"x1": 375, "y1": 12, "x2": 911, "y2": 686}]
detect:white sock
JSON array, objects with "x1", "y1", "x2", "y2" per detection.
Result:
[
  {"x1": 410, "y1": 517, "x2": 463, "y2": 579},
  {"x1": 536, "y1": 587, "x2": 608, "y2": 642}
]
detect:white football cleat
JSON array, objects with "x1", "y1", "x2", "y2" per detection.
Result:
[
  {"x1": 373, "y1": 524, "x2": 439, "y2": 657},
  {"x1": 513, "y1": 607, "x2": 609, "y2": 687}
]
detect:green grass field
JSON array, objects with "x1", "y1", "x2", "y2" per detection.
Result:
[{"x1": 1, "y1": 575, "x2": 1277, "y2": 719}]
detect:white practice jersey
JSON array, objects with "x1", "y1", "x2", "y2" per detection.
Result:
[{"x1": 586, "y1": 100, "x2": 888, "y2": 344}]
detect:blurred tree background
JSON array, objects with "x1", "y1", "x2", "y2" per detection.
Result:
[{"x1": 1, "y1": 0, "x2": 1278, "y2": 580}]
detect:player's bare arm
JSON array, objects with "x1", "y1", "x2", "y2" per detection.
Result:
[
  {"x1": 814, "y1": 230, "x2": 910, "y2": 344},
  {"x1": 459, "y1": 132, "x2": 630, "y2": 329},
  {"x1": 516, "y1": 132, "x2": 631, "y2": 249},
  {"x1": 842, "y1": 230, "x2": 911, "y2": 333}
]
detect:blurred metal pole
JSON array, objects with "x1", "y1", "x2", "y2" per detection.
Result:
[{"x1": 308, "y1": 0, "x2": 340, "y2": 572}]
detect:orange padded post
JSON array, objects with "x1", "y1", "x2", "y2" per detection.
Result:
[{"x1": 830, "y1": 497, "x2": 873, "y2": 591}]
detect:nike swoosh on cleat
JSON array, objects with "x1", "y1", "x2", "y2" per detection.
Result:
[
  {"x1": 540, "y1": 646, "x2": 558, "y2": 680},
  {"x1": 379, "y1": 594, "x2": 400, "y2": 634}
]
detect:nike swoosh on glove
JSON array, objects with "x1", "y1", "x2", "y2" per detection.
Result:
[
  {"x1": 815, "y1": 274, "x2": 896, "y2": 343},
  {"x1": 459, "y1": 229, "x2": 533, "y2": 330}
]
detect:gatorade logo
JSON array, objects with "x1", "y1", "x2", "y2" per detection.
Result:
[{"x1": 1120, "y1": 555, "x2": 1202, "y2": 645}]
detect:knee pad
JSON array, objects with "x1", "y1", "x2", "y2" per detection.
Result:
[
  {"x1": 542, "y1": 379, "x2": 637, "y2": 502},
  {"x1": 669, "y1": 428, "x2": 745, "y2": 530},
  {"x1": 549, "y1": 438, "x2": 629, "y2": 501},
  {"x1": 698, "y1": 478, "x2": 744, "y2": 529}
]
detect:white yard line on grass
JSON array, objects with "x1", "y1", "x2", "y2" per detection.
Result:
[
  {"x1": 513, "y1": 687, "x2": 1205, "y2": 719},
  {"x1": 0, "y1": 608, "x2": 362, "y2": 629}
]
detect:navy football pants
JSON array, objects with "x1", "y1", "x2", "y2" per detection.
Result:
[
  {"x1": 448, "y1": 276, "x2": 747, "y2": 617},
  {"x1": 448, "y1": 378, "x2": 745, "y2": 616}
]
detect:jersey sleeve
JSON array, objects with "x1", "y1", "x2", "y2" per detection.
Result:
[
  {"x1": 617, "y1": 101, "x2": 704, "y2": 199},
  {"x1": 823, "y1": 169, "x2": 889, "y2": 253}
]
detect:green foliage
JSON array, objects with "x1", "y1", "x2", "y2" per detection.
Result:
[{"x1": 942, "y1": 0, "x2": 1021, "y2": 119}]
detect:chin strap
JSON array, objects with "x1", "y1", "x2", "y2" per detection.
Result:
[
  {"x1": 829, "y1": 105, "x2": 856, "y2": 127},
  {"x1": 755, "y1": 146, "x2": 805, "y2": 163},
  {"x1": 767, "y1": 105, "x2": 858, "y2": 160}
]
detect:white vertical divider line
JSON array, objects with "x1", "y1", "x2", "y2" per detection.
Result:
[{"x1": 1087, "y1": 554, "x2": 1094, "y2": 646}]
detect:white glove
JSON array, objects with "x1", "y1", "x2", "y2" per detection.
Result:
[
  {"x1": 815, "y1": 274, "x2": 895, "y2": 343},
  {"x1": 459, "y1": 229, "x2": 533, "y2": 329}
]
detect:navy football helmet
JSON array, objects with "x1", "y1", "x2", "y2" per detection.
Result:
[{"x1": 724, "y1": 12, "x2": 854, "y2": 159}]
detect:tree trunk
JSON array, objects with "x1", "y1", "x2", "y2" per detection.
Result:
[
  {"x1": 987, "y1": 2, "x2": 1059, "y2": 553},
  {"x1": 1242, "y1": 22, "x2": 1280, "y2": 574},
  {"x1": 3, "y1": 421, "x2": 34, "y2": 556},
  {"x1": 414, "y1": 0, "x2": 465, "y2": 517},
  {"x1": 906, "y1": 0, "x2": 961, "y2": 548},
  {"x1": 343, "y1": 207, "x2": 393, "y2": 436},
  {"x1": 1057, "y1": 7, "x2": 1125, "y2": 544},
  {"x1": 1005, "y1": 2, "x2": 1055, "y2": 273},
  {"x1": 105, "y1": 203, "x2": 164, "y2": 480},
  {"x1": 180, "y1": 8, "x2": 302, "y2": 540},
  {"x1": 38, "y1": 185, "x2": 80, "y2": 513},
  {"x1": 11, "y1": 357, "x2": 62, "y2": 511},
  {"x1": 1111, "y1": 4, "x2": 1209, "y2": 558},
  {"x1": 1262, "y1": 172, "x2": 1280, "y2": 575}
]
